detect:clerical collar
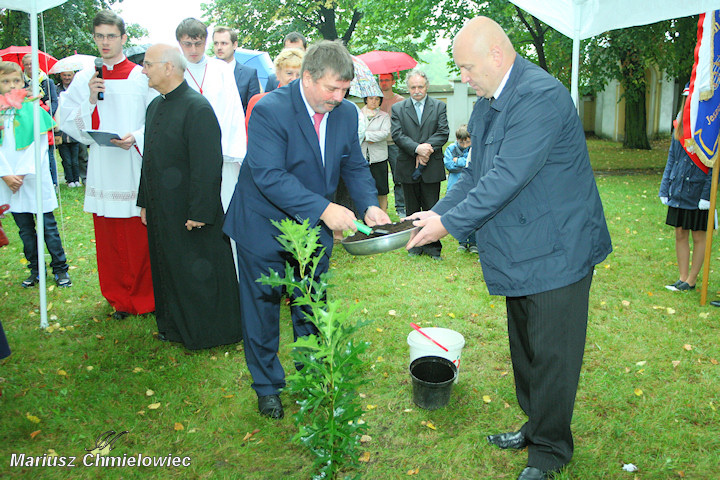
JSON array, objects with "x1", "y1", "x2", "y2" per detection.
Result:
[
  {"x1": 492, "y1": 64, "x2": 513, "y2": 102},
  {"x1": 162, "y1": 80, "x2": 189, "y2": 100}
]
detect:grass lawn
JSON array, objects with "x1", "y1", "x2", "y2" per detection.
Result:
[{"x1": 1, "y1": 137, "x2": 719, "y2": 479}]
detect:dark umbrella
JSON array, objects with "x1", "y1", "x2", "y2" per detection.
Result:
[
  {"x1": 124, "y1": 44, "x2": 152, "y2": 65},
  {"x1": 0, "y1": 45, "x2": 57, "y2": 73}
]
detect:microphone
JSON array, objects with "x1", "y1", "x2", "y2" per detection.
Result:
[{"x1": 94, "y1": 58, "x2": 104, "y2": 101}]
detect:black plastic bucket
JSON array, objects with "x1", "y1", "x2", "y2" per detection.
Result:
[{"x1": 409, "y1": 355, "x2": 457, "y2": 410}]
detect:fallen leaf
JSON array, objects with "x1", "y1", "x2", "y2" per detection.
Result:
[
  {"x1": 86, "y1": 366, "x2": 94, "y2": 371},
  {"x1": 482, "y1": 395, "x2": 492, "y2": 403},
  {"x1": 422, "y1": 421, "x2": 436, "y2": 430},
  {"x1": 448, "y1": 312, "x2": 456, "y2": 318},
  {"x1": 146, "y1": 389, "x2": 154, "y2": 396},
  {"x1": 403, "y1": 408, "x2": 413, "y2": 413},
  {"x1": 222, "y1": 394, "x2": 234, "y2": 398},
  {"x1": 710, "y1": 358, "x2": 718, "y2": 365},
  {"x1": 699, "y1": 312, "x2": 709, "y2": 319},
  {"x1": 360, "y1": 435, "x2": 372, "y2": 443},
  {"x1": 376, "y1": 328, "x2": 383, "y2": 332},
  {"x1": 635, "y1": 361, "x2": 646, "y2": 366},
  {"x1": 366, "y1": 404, "x2": 377, "y2": 410},
  {"x1": 95, "y1": 335, "x2": 105, "y2": 340},
  {"x1": 672, "y1": 360, "x2": 681, "y2": 368},
  {"x1": 388, "y1": 310, "x2": 396, "y2": 316},
  {"x1": 634, "y1": 388, "x2": 643, "y2": 396},
  {"x1": 133, "y1": 367, "x2": 143, "y2": 373},
  {"x1": 29, "y1": 430, "x2": 41, "y2": 439},
  {"x1": 666, "y1": 308, "x2": 675, "y2": 314},
  {"x1": 148, "y1": 402, "x2": 161, "y2": 410},
  {"x1": 25, "y1": 413, "x2": 41, "y2": 424},
  {"x1": 47, "y1": 449, "x2": 58, "y2": 457},
  {"x1": 173, "y1": 422, "x2": 184, "y2": 431},
  {"x1": 376, "y1": 356, "x2": 384, "y2": 362},
  {"x1": 622, "y1": 300, "x2": 630, "y2": 306},
  {"x1": 683, "y1": 344, "x2": 693, "y2": 351},
  {"x1": 358, "y1": 452, "x2": 371, "y2": 463},
  {"x1": 407, "y1": 467, "x2": 420, "y2": 475},
  {"x1": 57, "y1": 369, "x2": 67, "y2": 376}
]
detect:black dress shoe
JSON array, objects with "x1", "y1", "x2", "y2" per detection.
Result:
[
  {"x1": 154, "y1": 332, "x2": 169, "y2": 342},
  {"x1": 710, "y1": 300, "x2": 720, "y2": 307},
  {"x1": 111, "y1": 311, "x2": 130, "y2": 320},
  {"x1": 258, "y1": 394, "x2": 284, "y2": 419},
  {"x1": 487, "y1": 430, "x2": 527, "y2": 449},
  {"x1": 517, "y1": 467, "x2": 548, "y2": 480}
]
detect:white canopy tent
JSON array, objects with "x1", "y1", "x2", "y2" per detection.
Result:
[
  {"x1": 507, "y1": 0, "x2": 720, "y2": 107},
  {"x1": 1, "y1": 0, "x2": 68, "y2": 328}
]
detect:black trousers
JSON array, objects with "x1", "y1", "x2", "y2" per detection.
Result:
[
  {"x1": 506, "y1": 270, "x2": 593, "y2": 471},
  {"x1": 402, "y1": 181, "x2": 442, "y2": 256}
]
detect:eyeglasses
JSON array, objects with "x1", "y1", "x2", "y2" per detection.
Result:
[
  {"x1": 93, "y1": 33, "x2": 121, "y2": 41},
  {"x1": 142, "y1": 61, "x2": 168, "y2": 68},
  {"x1": 180, "y1": 41, "x2": 205, "y2": 48}
]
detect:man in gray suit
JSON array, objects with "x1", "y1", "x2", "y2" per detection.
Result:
[
  {"x1": 213, "y1": 26, "x2": 260, "y2": 114},
  {"x1": 391, "y1": 69, "x2": 448, "y2": 259},
  {"x1": 407, "y1": 16, "x2": 612, "y2": 480}
]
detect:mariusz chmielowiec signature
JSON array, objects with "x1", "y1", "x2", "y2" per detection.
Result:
[{"x1": 85, "y1": 430, "x2": 129, "y2": 456}]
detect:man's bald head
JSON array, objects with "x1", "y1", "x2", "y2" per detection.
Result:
[
  {"x1": 142, "y1": 44, "x2": 186, "y2": 94},
  {"x1": 453, "y1": 16, "x2": 516, "y2": 99}
]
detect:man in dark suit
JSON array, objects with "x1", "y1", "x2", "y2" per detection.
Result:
[
  {"x1": 391, "y1": 69, "x2": 448, "y2": 259},
  {"x1": 223, "y1": 40, "x2": 390, "y2": 420},
  {"x1": 212, "y1": 26, "x2": 259, "y2": 114},
  {"x1": 407, "y1": 16, "x2": 612, "y2": 480},
  {"x1": 264, "y1": 31, "x2": 307, "y2": 92}
]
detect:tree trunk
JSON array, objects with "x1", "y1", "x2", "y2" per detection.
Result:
[
  {"x1": 623, "y1": 88, "x2": 651, "y2": 149},
  {"x1": 618, "y1": 45, "x2": 651, "y2": 150}
]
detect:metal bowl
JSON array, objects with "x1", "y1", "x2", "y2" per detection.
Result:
[{"x1": 341, "y1": 226, "x2": 419, "y2": 256}]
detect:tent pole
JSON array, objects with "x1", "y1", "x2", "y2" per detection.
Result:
[
  {"x1": 571, "y1": 37, "x2": 580, "y2": 113},
  {"x1": 30, "y1": 8, "x2": 49, "y2": 328},
  {"x1": 700, "y1": 158, "x2": 718, "y2": 306}
]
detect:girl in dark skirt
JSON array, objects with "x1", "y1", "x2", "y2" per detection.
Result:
[{"x1": 659, "y1": 85, "x2": 712, "y2": 291}]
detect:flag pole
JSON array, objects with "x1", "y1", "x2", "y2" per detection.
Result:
[{"x1": 700, "y1": 160, "x2": 718, "y2": 306}]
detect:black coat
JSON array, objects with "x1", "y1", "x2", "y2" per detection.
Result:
[{"x1": 138, "y1": 80, "x2": 242, "y2": 350}]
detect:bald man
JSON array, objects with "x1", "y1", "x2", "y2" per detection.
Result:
[
  {"x1": 407, "y1": 17, "x2": 612, "y2": 480},
  {"x1": 138, "y1": 44, "x2": 242, "y2": 349}
]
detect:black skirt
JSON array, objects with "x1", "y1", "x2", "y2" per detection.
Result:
[
  {"x1": 666, "y1": 206, "x2": 709, "y2": 231},
  {"x1": 369, "y1": 160, "x2": 389, "y2": 195}
]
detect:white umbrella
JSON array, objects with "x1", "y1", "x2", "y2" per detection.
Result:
[
  {"x1": 48, "y1": 53, "x2": 96, "y2": 74},
  {"x1": 0, "y1": 0, "x2": 69, "y2": 328}
]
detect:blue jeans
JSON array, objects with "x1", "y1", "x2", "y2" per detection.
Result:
[
  {"x1": 12, "y1": 212, "x2": 68, "y2": 275},
  {"x1": 58, "y1": 143, "x2": 80, "y2": 184},
  {"x1": 48, "y1": 147, "x2": 58, "y2": 186}
]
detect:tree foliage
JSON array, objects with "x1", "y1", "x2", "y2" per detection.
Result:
[
  {"x1": 585, "y1": 17, "x2": 698, "y2": 148},
  {"x1": 201, "y1": 0, "x2": 440, "y2": 57},
  {"x1": 0, "y1": 0, "x2": 148, "y2": 61}
]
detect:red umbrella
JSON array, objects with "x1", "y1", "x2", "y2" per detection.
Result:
[
  {"x1": 356, "y1": 50, "x2": 418, "y2": 75},
  {"x1": 0, "y1": 46, "x2": 58, "y2": 74}
]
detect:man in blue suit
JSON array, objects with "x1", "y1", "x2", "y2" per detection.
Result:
[
  {"x1": 213, "y1": 26, "x2": 260, "y2": 114},
  {"x1": 408, "y1": 17, "x2": 612, "y2": 480},
  {"x1": 224, "y1": 40, "x2": 391, "y2": 419}
]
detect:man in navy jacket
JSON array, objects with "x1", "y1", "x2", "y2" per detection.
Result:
[
  {"x1": 408, "y1": 17, "x2": 612, "y2": 480},
  {"x1": 224, "y1": 40, "x2": 390, "y2": 420},
  {"x1": 212, "y1": 26, "x2": 259, "y2": 114}
]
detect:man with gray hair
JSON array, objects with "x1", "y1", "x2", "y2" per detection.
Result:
[
  {"x1": 391, "y1": 68, "x2": 448, "y2": 259},
  {"x1": 138, "y1": 44, "x2": 242, "y2": 350},
  {"x1": 224, "y1": 40, "x2": 390, "y2": 419}
]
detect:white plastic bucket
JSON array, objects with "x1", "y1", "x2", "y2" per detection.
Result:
[{"x1": 407, "y1": 328, "x2": 465, "y2": 382}]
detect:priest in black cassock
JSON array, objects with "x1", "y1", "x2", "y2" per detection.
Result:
[{"x1": 138, "y1": 44, "x2": 242, "y2": 350}]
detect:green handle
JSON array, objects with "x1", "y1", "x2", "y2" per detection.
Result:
[{"x1": 353, "y1": 220, "x2": 372, "y2": 235}]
